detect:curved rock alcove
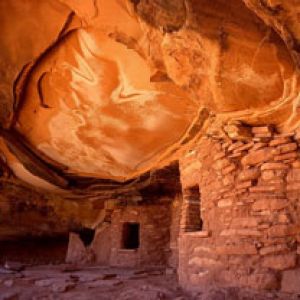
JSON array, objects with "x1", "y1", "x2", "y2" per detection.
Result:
[{"x1": 1, "y1": 0, "x2": 300, "y2": 298}]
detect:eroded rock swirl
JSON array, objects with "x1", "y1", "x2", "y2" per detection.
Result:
[{"x1": 0, "y1": 0, "x2": 300, "y2": 190}]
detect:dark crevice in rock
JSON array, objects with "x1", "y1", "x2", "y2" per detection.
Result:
[
  {"x1": 76, "y1": 228, "x2": 95, "y2": 247},
  {"x1": 57, "y1": 11, "x2": 76, "y2": 39},
  {"x1": 0, "y1": 235, "x2": 69, "y2": 264},
  {"x1": 0, "y1": 128, "x2": 69, "y2": 188},
  {"x1": 37, "y1": 72, "x2": 51, "y2": 109},
  {"x1": 134, "y1": 0, "x2": 187, "y2": 33},
  {"x1": 258, "y1": 0, "x2": 283, "y2": 16},
  {"x1": 129, "y1": 0, "x2": 141, "y2": 7}
]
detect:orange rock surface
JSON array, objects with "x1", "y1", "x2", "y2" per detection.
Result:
[
  {"x1": 2, "y1": 1, "x2": 300, "y2": 296},
  {"x1": 0, "y1": 0, "x2": 300, "y2": 185}
]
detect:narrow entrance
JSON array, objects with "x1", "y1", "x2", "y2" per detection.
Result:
[{"x1": 122, "y1": 222, "x2": 140, "y2": 249}]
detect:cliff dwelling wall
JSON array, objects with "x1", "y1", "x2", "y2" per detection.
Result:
[
  {"x1": 67, "y1": 195, "x2": 183, "y2": 269},
  {"x1": 3, "y1": 0, "x2": 300, "y2": 297},
  {"x1": 178, "y1": 125, "x2": 300, "y2": 293},
  {"x1": 0, "y1": 236, "x2": 69, "y2": 265},
  {"x1": 109, "y1": 203, "x2": 172, "y2": 267}
]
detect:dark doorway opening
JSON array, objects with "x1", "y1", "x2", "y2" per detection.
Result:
[
  {"x1": 0, "y1": 235, "x2": 69, "y2": 264},
  {"x1": 122, "y1": 223, "x2": 140, "y2": 249},
  {"x1": 182, "y1": 185, "x2": 203, "y2": 232},
  {"x1": 77, "y1": 227, "x2": 95, "y2": 247}
]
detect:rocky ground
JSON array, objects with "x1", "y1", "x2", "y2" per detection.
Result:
[{"x1": 0, "y1": 263, "x2": 299, "y2": 300}]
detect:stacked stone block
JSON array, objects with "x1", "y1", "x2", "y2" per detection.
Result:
[
  {"x1": 180, "y1": 186, "x2": 202, "y2": 232},
  {"x1": 179, "y1": 125, "x2": 300, "y2": 292},
  {"x1": 109, "y1": 203, "x2": 172, "y2": 267}
]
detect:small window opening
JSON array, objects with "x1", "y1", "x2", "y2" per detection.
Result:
[
  {"x1": 77, "y1": 227, "x2": 95, "y2": 247},
  {"x1": 122, "y1": 222, "x2": 140, "y2": 249},
  {"x1": 182, "y1": 185, "x2": 203, "y2": 232}
]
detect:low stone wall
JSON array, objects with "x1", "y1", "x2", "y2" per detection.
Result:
[
  {"x1": 179, "y1": 126, "x2": 300, "y2": 293},
  {"x1": 66, "y1": 197, "x2": 181, "y2": 269},
  {"x1": 110, "y1": 203, "x2": 172, "y2": 267}
]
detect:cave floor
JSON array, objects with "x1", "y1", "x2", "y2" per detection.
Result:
[
  {"x1": 0, "y1": 264, "x2": 299, "y2": 300},
  {"x1": 0, "y1": 265, "x2": 186, "y2": 300}
]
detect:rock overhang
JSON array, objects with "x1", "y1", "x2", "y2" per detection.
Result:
[{"x1": 1, "y1": 0, "x2": 300, "y2": 189}]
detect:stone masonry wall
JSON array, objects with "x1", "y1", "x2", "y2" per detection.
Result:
[
  {"x1": 178, "y1": 125, "x2": 300, "y2": 293},
  {"x1": 109, "y1": 202, "x2": 172, "y2": 267},
  {"x1": 168, "y1": 194, "x2": 183, "y2": 269}
]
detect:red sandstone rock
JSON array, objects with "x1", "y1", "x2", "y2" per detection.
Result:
[
  {"x1": 276, "y1": 215, "x2": 289, "y2": 226},
  {"x1": 224, "y1": 124, "x2": 252, "y2": 141},
  {"x1": 252, "y1": 143, "x2": 268, "y2": 151},
  {"x1": 3, "y1": 1, "x2": 300, "y2": 296},
  {"x1": 287, "y1": 169, "x2": 300, "y2": 182},
  {"x1": 220, "y1": 229, "x2": 262, "y2": 237},
  {"x1": 231, "y1": 217, "x2": 259, "y2": 228},
  {"x1": 228, "y1": 152, "x2": 244, "y2": 158},
  {"x1": 241, "y1": 148, "x2": 274, "y2": 166},
  {"x1": 286, "y1": 182, "x2": 300, "y2": 191},
  {"x1": 269, "y1": 137, "x2": 292, "y2": 147},
  {"x1": 261, "y1": 163, "x2": 288, "y2": 171},
  {"x1": 281, "y1": 269, "x2": 300, "y2": 293},
  {"x1": 249, "y1": 185, "x2": 284, "y2": 193},
  {"x1": 217, "y1": 199, "x2": 233, "y2": 208},
  {"x1": 236, "y1": 229, "x2": 262, "y2": 237},
  {"x1": 189, "y1": 257, "x2": 223, "y2": 268},
  {"x1": 222, "y1": 164, "x2": 236, "y2": 175},
  {"x1": 291, "y1": 160, "x2": 300, "y2": 168},
  {"x1": 252, "y1": 199, "x2": 288, "y2": 212},
  {"x1": 237, "y1": 168, "x2": 260, "y2": 182},
  {"x1": 267, "y1": 225, "x2": 298, "y2": 237},
  {"x1": 65, "y1": 233, "x2": 91, "y2": 264},
  {"x1": 254, "y1": 133, "x2": 273, "y2": 139},
  {"x1": 247, "y1": 272, "x2": 279, "y2": 290},
  {"x1": 228, "y1": 142, "x2": 244, "y2": 152},
  {"x1": 213, "y1": 158, "x2": 231, "y2": 171},
  {"x1": 277, "y1": 143, "x2": 297, "y2": 154},
  {"x1": 252, "y1": 126, "x2": 274, "y2": 135},
  {"x1": 233, "y1": 142, "x2": 255, "y2": 153},
  {"x1": 216, "y1": 245, "x2": 257, "y2": 255},
  {"x1": 261, "y1": 170, "x2": 285, "y2": 181},
  {"x1": 274, "y1": 152, "x2": 298, "y2": 161},
  {"x1": 262, "y1": 253, "x2": 296, "y2": 270},
  {"x1": 236, "y1": 180, "x2": 253, "y2": 190},
  {"x1": 214, "y1": 152, "x2": 226, "y2": 161},
  {"x1": 219, "y1": 269, "x2": 279, "y2": 290},
  {"x1": 259, "y1": 244, "x2": 289, "y2": 256}
]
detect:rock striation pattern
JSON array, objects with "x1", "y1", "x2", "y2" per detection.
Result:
[
  {"x1": 1, "y1": 0, "x2": 300, "y2": 188},
  {"x1": 2, "y1": 0, "x2": 300, "y2": 296}
]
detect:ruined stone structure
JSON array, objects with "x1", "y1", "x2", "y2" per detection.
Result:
[
  {"x1": 62, "y1": 125, "x2": 300, "y2": 294},
  {"x1": 179, "y1": 126, "x2": 300, "y2": 293},
  {"x1": 2, "y1": 0, "x2": 300, "y2": 298}
]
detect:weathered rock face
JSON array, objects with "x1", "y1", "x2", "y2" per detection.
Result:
[
  {"x1": 2, "y1": 0, "x2": 300, "y2": 295},
  {"x1": 1, "y1": 0, "x2": 300, "y2": 187}
]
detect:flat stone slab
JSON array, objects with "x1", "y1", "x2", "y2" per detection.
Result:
[{"x1": 281, "y1": 268, "x2": 300, "y2": 293}]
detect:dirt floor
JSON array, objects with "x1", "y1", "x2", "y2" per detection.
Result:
[{"x1": 0, "y1": 264, "x2": 299, "y2": 300}]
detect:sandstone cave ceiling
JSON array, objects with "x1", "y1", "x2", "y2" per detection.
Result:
[{"x1": 1, "y1": 0, "x2": 300, "y2": 191}]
